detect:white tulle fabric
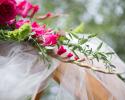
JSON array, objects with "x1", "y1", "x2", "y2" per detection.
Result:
[
  {"x1": 0, "y1": 36, "x2": 125, "y2": 100},
  {"x1": 40, "y1": 37, "x2": 125, "y2": 100},
  {"x1": 52, "y1": 37, "x2": 125, "y2": 100},
  {"x1": 0, "y1": 42, "x2": 59, "y2": 100}
]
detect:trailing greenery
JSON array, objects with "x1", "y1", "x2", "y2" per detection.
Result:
[{"x1": 58, "y1": 32, "x2": 115, "y2": 72}]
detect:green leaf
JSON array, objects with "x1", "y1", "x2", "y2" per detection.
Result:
[
  {"x1": 72, "y1": 23, "x2": 84, "y2": 34},
  {"x1": 48, "y1": 63, "x2": 51, "y2": 69},
  {"x1": 96, "y1": 42, "x2": 103, "y2": 51},
  {"x1": 79, "y1": 39, "x2": 88, "y2": 44},
  {"x1": 106, "y1": 52, "x2": 115, "y2": 55},
  {"x1": 59, "y1": 36, "x2": 68, "y2": 41},
  {"x1": 71, "y1": 33, "x2": 79, "y2": 38},
  {"x1": 88, "y1": 33, "x2": 97, "y2": 38}
]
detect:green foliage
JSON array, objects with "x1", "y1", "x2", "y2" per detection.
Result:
[
  {"x1": 0, "y1": 24, "x2": 31, "y2": 41},
  {"x1": 96, "y1": 42, "x2": 103, "y2": 51},
  {"x1": 58, "y1": 33, "x2": 115, "y2": 71},
  {"x1": 29, "y1": 37, "x2": 51, "y2": 65},
  {"x1": 72, "y1": 23, "x2": 84, "y2": 34}
]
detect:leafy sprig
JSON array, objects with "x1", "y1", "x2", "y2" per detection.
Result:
[
  {"x1": 57, "y1": 32, "x2": 116, "y2": 73},
  {"x1": 29, "y1": 37, "x2": 51, "y2": 63}
]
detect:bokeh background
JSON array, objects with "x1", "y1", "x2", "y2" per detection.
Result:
[{"x1": 32, "y1": 0, "x2": 125, "y2": 61}]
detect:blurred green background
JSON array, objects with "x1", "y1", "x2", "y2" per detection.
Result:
[{"x1": 33, "y1": 0, "x2": 125, "y2": 61}]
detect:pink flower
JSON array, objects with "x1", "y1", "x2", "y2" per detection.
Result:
[
  {"x1": 7, "y1": 19, "x2": 16, "y2": 25},
  {"x1": 17, "y1": 0, "x2": 39, "y2": 18},
  {"x1": 0, "y1": 0, "x2": 6, "y2": 4},
  {"x1": 0, "y1": 0, "x2": 17, "y2": 24},
  {"x1": 31, "y1": 22, "x2": 53, "y2": 38},
  {"x1": 32, "y1": 21, "x2": 39, "y2": 28},
  {"x1": 31, "y1": 22, "x2": 47, "y2": 37},
  {"x1": 30, "y1": 5, "x2": 39, "y2": 18},
  {"x1": 57, "y1": 45, "x2": 67, "y2": 55},
  {"x1": 67, "y1": 53, "x2": 73, "y2": 58},
  {"x1": 42, "y1": 34, "x2": 60, "y2": 46},
  {"x1": 15, "y1": 19, "x2": 30, "y2": 28},
  {"x1": 31, "y1": 22, "x2": 60, "y2": 46},
  {"x1": 37, "y1": 12, "x2": 61, "y2": 20},
  {"x1": 37, "y1": 12, "x2": 53, "y2": 20},
  {"x1": 74, "y1": 56, "x2": 79, "y2": 60}
]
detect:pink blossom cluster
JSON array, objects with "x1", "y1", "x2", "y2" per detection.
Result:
[
  {"x1": 17, "y1": 0, "x2": 39, "y2": 18},
  {"x1": 0, "y1": 0, "x2": 78, "y2": 60},
  {"x1": 37, "y1": 12, "x2": 53, "y2": 20},
  {"x1": 30, "y1": 21, "x2": 79, "y2": 60},
  {"x1": 31, "y1": 22, "x2": 60, "y2": 46},
  {"x1": 15, "y1": 19, "x2": 30, "y2": 28},
  {"x1": 57, "y1": 45, "x2": 79, "y2": 60},
  {"x1": 15, "y1": 19, "x2": 60, "y2": 46}
]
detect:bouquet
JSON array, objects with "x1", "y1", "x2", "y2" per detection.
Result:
[
  {"x1": 0, "y1": 0, "x2": 125, "y2": 100},
  {"x1": 0, "y1": 0, "x2": 118, "y2": 74}
]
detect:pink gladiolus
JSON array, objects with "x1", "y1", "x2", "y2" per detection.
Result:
[
  {"x1": 0, "y1": 0, "x2": 17, "y2": 24},
  {"x1": 38, "y1": 12, "x2": 53, "y2": 20},
  {"x1": 31, "y1": 22, "x2": 58, "y2": 46},
  {"x1": 37, "y1": 12, "x2": 61, "y2": 20},
  {"x1": 31, "y1": 22, "x2": 53, "y2": 38},
  {"x1": 16, "y1": 19, "x2": 30, "y2": 28},
  {"x1": 67, "y1": 53, "x2": 73, "y2": 58},
  {"x1": 16, "y1": 0, "x2": 26, "y2": 8},
  {"x1": 57, "y1": 45, "x2": 67, "y2": 55},
  {"x1": 74, "y1": 56, "x2": 79, "y2": 60},
  {"x1": 32, "y1": 21, "x2": 39, "y2": 28},
  {"x1": 7, "y1": 19, "x2": 16, "y2": 25},
  {"x1": 21, "y1": 2, "x2": 32, "y2": 18},
  {"x1": 17, "y1": 0, "x2": 39, "y2": 18},
  {"x1": 31, "y1": 22, "x2": 47, "y2": 37},
  {"x1": 30, "y1": 5, "x2": 39, "y2": 18},
  {"x1": 42, "y1": 34, "x2": 59, "y2": 46}
]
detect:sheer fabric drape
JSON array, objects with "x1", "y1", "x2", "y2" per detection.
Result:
[{"x1": 0, "y1": 37, "x2": 125, "y2": 100}]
